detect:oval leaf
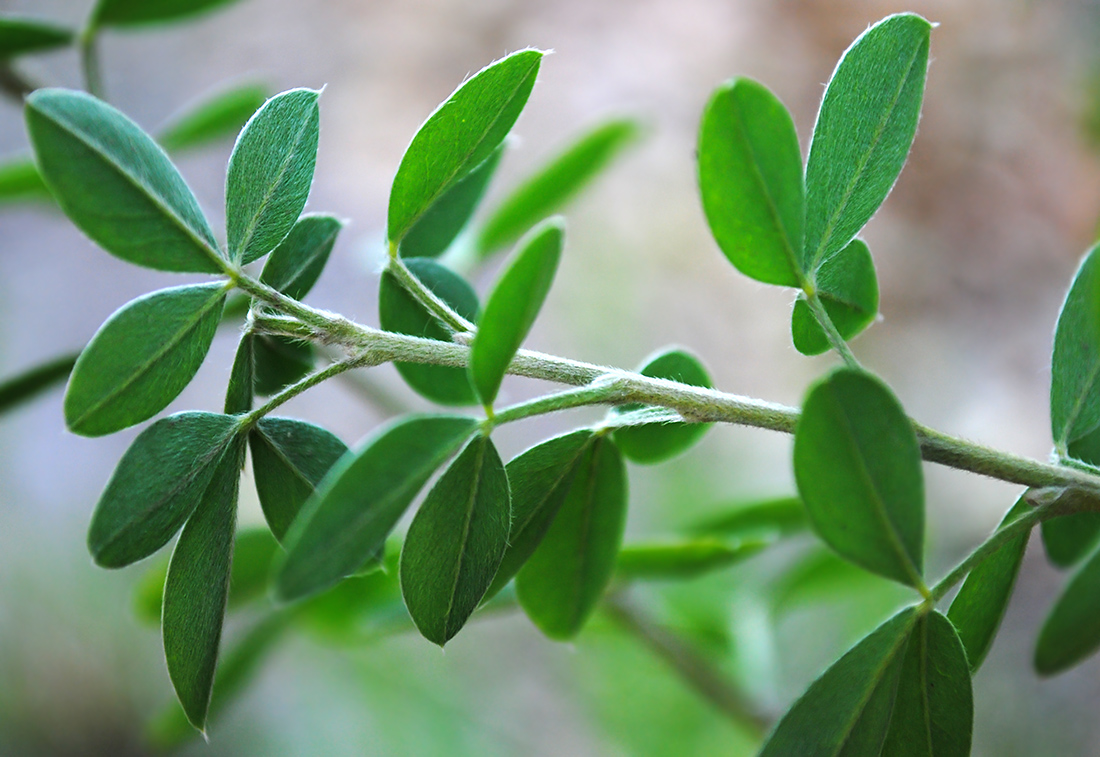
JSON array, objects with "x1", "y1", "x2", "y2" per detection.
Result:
[
  {"x1": 88, "y1": 412, "x2": 239, "y2": 568},
  {"x1": 387, "y1": 49, "x2": 543, "y2": 243},
  {"x1": 469, "y1": 218, "x2": 563, "y2": 406},
  {"x1": 476, "y1": 118, "x2": 640, "y2": 256},
  {"x1": 792, "y1": 239, "x2": 879, "y2": 356},
  {"x1": 0, "y1": 16, "x2": 73, "y2": 58},
  {"x1": 92, "y1": 0, "x2": 242, "y2": 28},
  {"x1": 378, "y1": 257, "x2": 480, "y2": 406},
  {"x1": 158, "y1": 83, "x2": 270, "y2": 153},
  {"x1": 64, "y1": 283, "x2": 227, "y2": 436},
  {"x1": 611, "y1": 347, "x2": 713, "y2": 464},
  {"x1": 803, "y1": 14, "x2": 931, "y2": 269},
  {"x1": 688, "y1": 495, "x2": 806, "y2": 541},
  {"x1": 249, "y1": 416, "x2": 348, "y2": 542},
  {"x1": 400, "y1": 435, "x2": 511, "y2": 645},
  {"x1": 1036, "y1": 540, "x2": 1100, "y2": 675},
  {"x1": 614, "y1": 538, "x2": 768, "y2": 582},
  {"x1": 226, "y1": 88, "x2": 320, "y2": 264},
  {"x1": 793, "y1": 368, "x2": 925, "y2": 587},
  {"x1": 276, "y1": 415, "x2": 478, "y2": 601},
  {"x1": 516, "y1": 436, "x2": 627, "y2": 640},
  {"x1": 25, "y1": 88, "x2": 222, "y2": 272},
  {"x1": 697, "y1": 77, "x2": 804, "y2": 286},
  {"x1": 1051, "y1": 243, "x2": 1100, "y2": 448},
  {"x1": 259, "y1": 213, "x2": 343, "y2": 300}
]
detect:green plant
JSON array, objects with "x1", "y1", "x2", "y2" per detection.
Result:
[{"x1": 7, "y1": 4, "x2": 1100, "y2": 754}]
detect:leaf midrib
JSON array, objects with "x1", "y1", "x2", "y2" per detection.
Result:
[
  {"x1": 1057, "y1": 354, "x2": 1100, "y2": 447},
  {"x1": 510, "y1": 435, "x2": 593, "y2": 541},
  {"x1": 442, "y1": 438, "x2": 488, "y2": 637}
]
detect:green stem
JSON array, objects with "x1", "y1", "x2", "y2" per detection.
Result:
[
  {"x1": 802, "y1": 284, "x2": 861, "y2": 370},
  {"x1": 487, "y1": 379, "x2": 630, "y2": 429},
  {"x1": 385, "y1": 254, "x2": 475, "y2": 333},
  {"x1": 239, "y1": 354, "x2": 376, "y2": 428},
  {"x1": 78, "y1": 27, "x2": 103, "y2": 99}
]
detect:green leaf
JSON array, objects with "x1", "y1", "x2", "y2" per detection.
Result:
[
  {"x1": 226, "y1": 88, "x2": 320, "y2": 264},
  {"x1": 688, "y1": 495, "x2": 806, "y2": 541},
  {"x1": 947, "y1": 498, "x2": 1031, "y2": 672},
  {"x1": 91, "y1": 0, "x2": 242, "y2": 28},
  {"x1": 792, "y1": 239, "x2": 879, "y2": 356},
  {"x1": 400, "y1": 145, "x2": 504, "y2": 259},
  {"x1": 64, "y1": 283, "x2": 227, "y2": 437},
  {"x1": 1035, "y1": 540, "x2": 1100, "y2": 675},
  {"x1": 0, "y1": 352, "x2": 76, "y2": 417},
  {"x1": 614, "y1": 538, "x2": 768, "y2": 582},
  {"x1": 163, "y1": 440, "x2": 243, "y2": 731},
  {"x1": 516, "y1": 436, "x2": 627, "y2": 639},
  {"x1": 401, "y1": 435, "x2": 511, "y2": 645},
  {"x1": 793, "y1": 368, "x2": 925, "y2": 587},
  {"x1": 158, "y1": 83, "x2": 270, "y2": 153},
  {"x1": 276, "y1": 415, "x2": 477, "y2": 601},
  {"x1": 611, "y1": 348, "x2": 713, "y2": 464},
  {"x1": 25, "y1": 88, "x2": 222, "y2": 273},
  {"x1": 378, "y1": 258, "x2": 480, "y2": 406},
  {"x1": 387, "y1": 49, "x2": 544, "y2": 243},
  {"x1": 697, "y1": 78, "x2": 804, "y2": 286},
  {"x1": 249, "y1": 417, "x2": 348, "y2": 542},
  {"x1": 252, "y1": 334, "x2": 313, "y2": 397},
  {"x1": 223, "y1": 334, "x2": 254, "y2": 415},
  {"x1": 259, "y1": 213, "x2": 343, "y2": 300},
  {"x1": 87, "y1": 412, "x2": 239, "y2": 568},
  {"x1": 1043, "y1": 425, "x2": 1100, "y2": 566},
  {"x1": 0, "y1": 15, "x2": 73, "y2": 57},
  {"x1": 469, "y1": 218, "x2": 563, "y2": 406},
  {"x1": 1051, "y1": 243, "x2": 1100, "y2": 448},
  {"x1": 484, "y1": 429, "x2": 595, "y2": 601},
  {"x1": 0, "y1": 156, "x2": 51, "y2": 204},
  {"x1": 476, "y1": 118, "x2": 640, "y2": 256},
  {"x1": 803, "y1": 13, "x2": 932, "y2": 269}
]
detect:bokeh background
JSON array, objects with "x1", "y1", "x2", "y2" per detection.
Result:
[{"x1": 4, "y1": 0, "x2": 1100, "y2": 754}]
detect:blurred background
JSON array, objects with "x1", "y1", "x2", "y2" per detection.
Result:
[{"x1": 3, "y1": 0, "x2": 1100, "y2": 754}]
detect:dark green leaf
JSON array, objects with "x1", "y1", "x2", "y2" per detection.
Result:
[
  {"x1": 611, "y1": 348, "x2": 712, "y2": 464},
  {"x1": 0, "y1": 352, "x2": 76, "y2": 417},
  {"x1": 516, "y1": 436, "x2": 627, "y2": 639},
  {"x1": 249, "y1": 417, "x2": 348, "y2": 542},
  {"x1": 614, "y1": 538, "x2": 768, "y2": 581},
  {"x1": 948, "y1": 498, "x2": 1031, "y2": 671},
  {"x1": 1043, "y1": 425, "x2": 1100, "y2": 566},
  {"x1": 803, "y1": 14, "x2": 932, "y2": 269},
  {"x1": 688, "y1": 495, "x2": 806, "y2": 541},
  {"x1": 158, "y1": 83, "x2": 270, "y2": 153},
  {"x1": 0, "y1": 16, "x2": 73, "y2": 57},
  {"x1": 163, "y1": 441, "x2": 243, "y2": 731},
  {"x1": 400, "y1": 145, "x2": 503, "y2": 258},
  {"x1": 91, "y1": 0, "x2": 242, "y2": 28},
  {"x1": 1051, "y1": 243, "x2": 1100, "y2": 448},
  {"x1": 88, "y1": 412, "x2": 239, "y2": 567},
  {"x1": 793, "y1": 368, "x2": 925, "y2": 587},
  {"x1": 25, "y1": 88, "x2": 223, "y2": 273},
  {"x1": 252, "y1": 334, "x2": 313, "y2": 397},
  {"x1": 378, "y1": 257, "x2": 480, "y2": 406},
  {"x1": 1036, "y1": 540, "x2": 1100, "y2": 675},
  {"x1": 0, "y1": 156, "x2": 51, "y2": 204},
  {"x1": 223, "y1": 334, "x2": 254, "y2": 414},
  {"x1": 387, "y1": 49, "x2": 544, "y2": 243},
  {"x1": 64, "y1": 283, "x2": 227, "y2": 436},
  {"x1": 697, "y1": 77, "x2": 804, "y2": 286},
  {"x1": 792, "y1": 239, "x2": 878, "y2": 356},
  {"x1": 469, "y1": 218, "x2": 563, "y2": 406},
  {"x1": 401, "y1": 435, "x2": 511, "y2": 645},
  {"x1": 484, "y1": 429, "x2": 595, "y2": 601},
  {"x1": 476, "y1": 118, "x2": 640, "y2": 256},
  {"x1": 259, "y1": 213, "x2": 343, "y2": 301},
  {"x1": 276, "y1": 415, "x2": 477, "y2": 601},
  {"x1": 226, "y1": 88, "x2": 320, "y2": 264}
]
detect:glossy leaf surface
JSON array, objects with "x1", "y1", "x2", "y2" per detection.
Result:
[
  {"x1": 803, "y1": 14, "x2": 931, "y2": 269},
  {"x1": 1051, "y1": 244, "x2": 1100, "y2": 448},
  {"x1": 25, "y1": 89, "x2": 222, "y2": 272},
  {"x1": 614, "y1": 538, "x2": 768, "y2": 581},
  {"x1": 698, "y1": 77, "x2": 804, "y2": 285},
  {"x1": 794, "y1": 368, "x2": 925, "y2": 587},
  {"x1": 469, "y1": 218, "x2": 563, "y2": 406},
  {"x1": 0, "y1": 16, "x2": 72, "y2": 57},
  {"x1": 1036, "y1": 541, "x2": 1100, "y2": 675},
  {"x1": 64, "y1": 283, "x2": 227, "y2": 436},
  {"x1": 792, "y1": 239, "x2": 878, "y2": 356},
  {"x1": 259, "y1": 213, "x2": 342, "y2": 300},
  {"x1": 387, "y1": 49, "x2": 543, "y2": 243},
  {"x1": 92, "y1": 0, "x2": 241, "y2": 27},
  {"x1": 158, "y1": 83, "x2": 269, "y2": 153}
]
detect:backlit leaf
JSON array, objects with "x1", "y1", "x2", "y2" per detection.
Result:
[
  {"x1": 259, "y1": 213, "x2": 343, "y2": 300},
  {"x1": 0, "y1": 15, "x2": 72, "y2": 57},
  {"x1": 614, "y1": 538, "x2": 768, "y2": 582},
  {"x1": 91, "y1": 0, "x2": 242, "y2": 28},
  {"x1": 1036, "y1": 540, "x2": 1100, "y2": 675},
  {"x1": 791, "y1": 239, "x2": 878, "y2": 356},
  {"x1": 158, "y1": 83, "x2": 270, "y2": 153},
  {"x1": 688, "y1": 495, "x2": 806, "y2": 541}
]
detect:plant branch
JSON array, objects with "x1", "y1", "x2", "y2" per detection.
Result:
[
  {"x1": 0, "y1": 62, "x2": 37, "y2": 101},
  {"x1": 385, "y1": 252, "x2": 476, "y2": 333},
  {"x1": 802, "y1": 284, "x2": 862, "y2": 370},
  {"x1": 240, "y1": 352, "x2": 380, "y2": 427}
]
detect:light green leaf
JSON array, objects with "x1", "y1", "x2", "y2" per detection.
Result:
[
  {"x1": 401, "y1": 435, "x2": 511, "y2": 645},
  {"x1": 792, "y1": 239, "x2": 878, "y2": 356},
  {"x1": 476, "y1": 118, "x2": 640, "y2": 257},
  {"x1": 223, "y1": 334, "x2": 254, "y2": 415},
  {"x1": 158, "y1": 83, "x2": 270, "y2": 153},
  {"x1": 611, "y1": 347, "x2": 713, "y2": 464},
  {"x1": 484, "y1": 429, "x2": 595, "y2": 601},
  {"x1": 249, "y1": 417, "x2": 348, "y2": 542},
  {"x1": 400, "y1": 145, "x2": 503, "y2": 259},
  {"x1": 516, "y1": 436, "x2": 627, "y2": 640},
  {"x1": 804, "y1": 14, "x2": 931, "y2": 269},
  {"x1": 0, "y1": 15, "x2": 73, "y2": 57},
  {"x1": 87, "y1": 412, "x2": 239, "y2": 568},
  {"x1": 793, "y1": 368, "x2": 925, "y2": 587},
  {"x1": 378, "y1": 257, "x2": 480, "y2": 406},
  {"x1": 64, "y1": 283, "x2": 227, "y2": 436},
  {"x1": 91, "y1": 0, "x2": 242, "y2": 28},
  {"x1": 259, "y1": 213, "x2": 343, "y2": 301},
  {"x1": 614, "y1": 538, "x2": 768, "y2": 582},
  {"x1": 1036, "y1": 540, "x2": 1100, "y2": 675},
  {"x1": 0, "y1": 352, "x2": 76, "y2": 417},
  {"x1": 252, "y1": 334, "x2": 313, "y2": 397},
  {"x1": 226, "y1": 88, "x2": 320, "y2": 264},
  {"x1": 1051, "y1": 243, "x2": 1100, "y2": 448},
  {"x1": 0, "y1": 156, "x2": 51, "y2": 204},
  {"x1": 387, "y1": 49, "x2": 544, "y2": 243},
  {"x1": 948, "y1": 498, "x2": 1031, "y2": 671},
  {"x1": 25, "y1": 88, "x2": 222, "y2": 273},
  {"x1": 276, "y1": 415, "x2": 477, "y2": 601},
  {"x1": 469, "y1": 218, "x2": 563, "y2": 406},
  {"x1": 163, "y1": 440, "x2": 243, "y2": 731},
  {"x1": 688, "y1": 495, "x2": 806, "y2": 541},
  {"x1": 697, "y1": 77, "x2": 804, "y2": 286}
]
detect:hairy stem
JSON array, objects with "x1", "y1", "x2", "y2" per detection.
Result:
[
  {"x1": 385, "y1": 250, "x2": 475, "y2": 333},
  {"x1": 802, "y1": 283, "x2": 862, "y2": 370}
]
